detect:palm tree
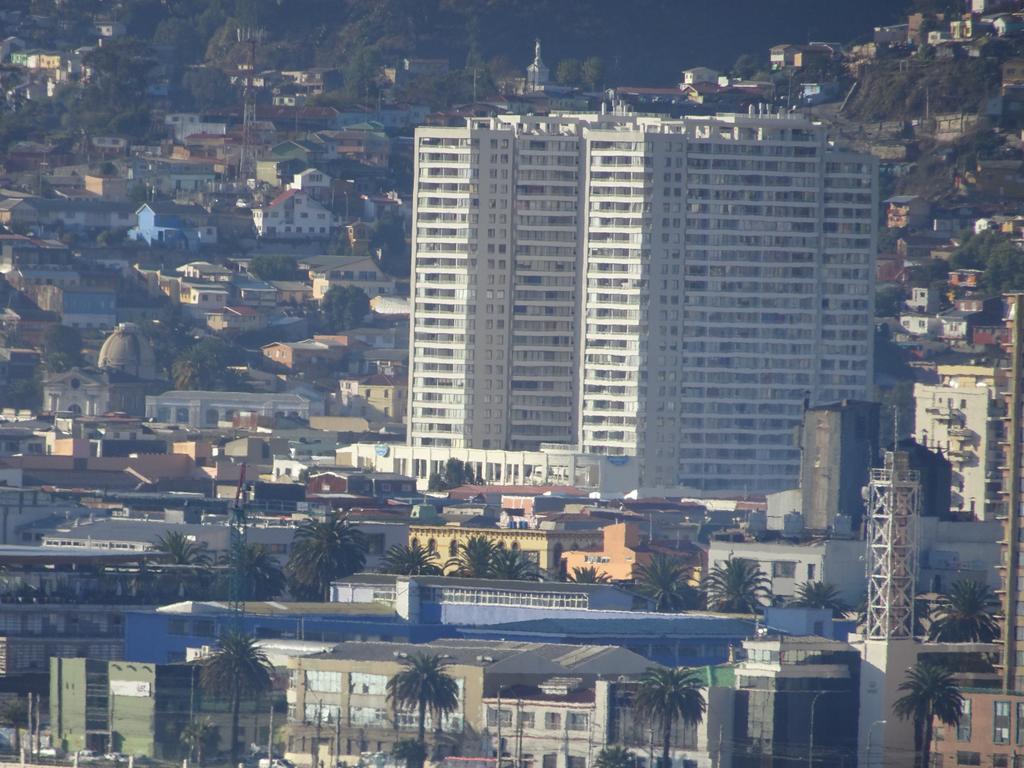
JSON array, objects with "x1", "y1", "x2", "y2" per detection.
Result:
[
  {"x1": 445, "y1": 536, "x2": 497, "y2": 578},
  {"x1": 154, "y1": 530, "x2": 211, "y2": 566},
  {"x1": 928, "y1": 579, "x2": 1000, "y2": 643},
  {"x1": 285, "y1": 516, "x2": 366, "y2": 600},
  {"x1": 634, "y1": 667, "x2": 707, "y2": 768},
  {"x1": 223, "y1": 543, "x2": 286, "y2": 601},
  {"x1": 199, "y1": 631, "x2": 273, "y2": 764},
  {"x1": 593, "y1": 746, "x2": 635, "y2": 768},
  {"x1": 386, "y1": 653, "x2": 460, "y2": 768},
  {"x1": 635, "y1": 554, "x2": 699, "y2": 612},
  {"x1": 381, "y1": 543, "x2": 443, "y2": 576},
  {"x1": 703, "y1": 556, "x2": 772, "y2": 614},
  {"x1": 0, "y1": 697, "x2": 27, "y2": 754},
  {"x1": 180, "y1": 717, "x2": 218, "y2": 766},
  {"x1": 391, "y1": 739, "x2": 427, "y2": 768},
  {"x1": 567, "y1": 566, "x2": 611, "y2": 584},
  {"x1": 789, "y1": 581, "x2": 848, "y2": 617},
  {"x1": 489, "y1": 548, "x2": 539, "y2": 581},
  {"x1": 893, "y1": 662, "x2": 963, "y2": 768}
]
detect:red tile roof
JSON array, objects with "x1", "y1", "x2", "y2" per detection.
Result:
[{"x1": 267, "y1": 189, "x2": 299, "y2": 208}]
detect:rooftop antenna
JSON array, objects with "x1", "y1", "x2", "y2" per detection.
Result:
[{"x1": 236, "y1": 27, "x2": 265, "y2": 183}]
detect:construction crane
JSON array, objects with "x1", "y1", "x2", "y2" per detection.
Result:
[{"x1": 229, "y1": 462, "x2": 249, "y2": 622}]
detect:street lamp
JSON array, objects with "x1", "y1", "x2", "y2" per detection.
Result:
[
  {"x1": 864, "y1": 720, "x2": 886, "y2": 768},
  {"x1": 808, "y1": 690, "x2": 839, "y2": 767}
]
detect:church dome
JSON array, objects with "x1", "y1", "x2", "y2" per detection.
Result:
[{"x1": 98, "y1": 323, "x2": 156, "y2": 380}]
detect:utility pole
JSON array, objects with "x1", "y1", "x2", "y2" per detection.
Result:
[
  {"x1": 26, "y1": 692, "x2": 32, "y2": 761},
  {"x1": 310, "y1": 700, "x2": 323, "y2": 768},
  {"x1": 267, "y1": 702, "x2": 274, "y2": 759},
  {"x1": 333, "y1": 708, "x2": 341, "y2": 768}
]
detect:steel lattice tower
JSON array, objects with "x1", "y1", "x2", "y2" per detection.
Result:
[
  {"x1": 236, "y1": 27, "x2": 264, "y2": 181},
  {"x1": 865, "y1": 450, "x2": 920, "y2": 640}
]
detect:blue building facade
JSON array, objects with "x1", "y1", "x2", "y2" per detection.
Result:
[{"x1": 123, "y1": 605, "x2": 449, "y2": 664}]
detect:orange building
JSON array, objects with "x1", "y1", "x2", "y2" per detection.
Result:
[{"x1": 560, "y1": 522, "x2": 699, "y2": 582}]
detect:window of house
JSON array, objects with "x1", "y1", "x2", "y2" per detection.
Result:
[
  {"x1": 542, "y1": 756, "x2": 557, "y2": 768},
  {"x1": 1017, "y1": 702, "x2": 1024, "y2": 744},
  {"x1": 956, "y1": 753, "x2": 980, "y2": 767},
  {"x1": 349, "y1": 672, "x2": 387, "y2": 695},
  {"x1": 567, "y1": 758, "x2": 585, "y2": 768},
  {"x1": 519, "y1": 712, "x2": 534, "y2": 729},
  {"x1": 544, "y1": 713, "x2": 561, "y2": 730},
  {"x1": 567, "y1": 713, "x2": 588, "y2": 731},
  {"x1": 486, "y1": 708, "x2": 512, "y2": 727},
  {"x1": 957, "y1": 699, "x2": 972, "y2": 741},
  {"x1": 304, "y1": 704, "x2": 340, "y2": 723},
  {"x1": 772, "y1": 561, "x2": 796, "y2": 578},
  {"x1": 994, "y1": 755, "x2": 1009, "y2": 768},
  {"x1": 995, "y1": 701, "x2": 1011, "y2": 744},
  {"x1": 305, "y1": 670, "x2": 342, "y2": 693}
]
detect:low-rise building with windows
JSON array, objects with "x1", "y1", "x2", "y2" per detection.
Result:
[
  {"x1": 284, "y1": 639, "x2": 653, "y2": 767},
  {"x1": 145, "y1": 390, "x2": 312, "y2": 427}
]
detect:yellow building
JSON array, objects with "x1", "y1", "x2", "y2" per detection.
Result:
[
  {"x1": 409, "y1": 523, "x2": 602, "y2": 574},
  {"x1": 561, "y1": 522, "x2": 703, "y2": 583},
  {"x1": 339, "y1": 373, "x2": 407, "y2": 422}
]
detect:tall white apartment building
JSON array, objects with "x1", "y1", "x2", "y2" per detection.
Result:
[
  {"x1": 409, "y1": 111, "x2": 877, "y2": 494},
  {"x1": 913, "y1": 364, "x2": 1003, "y2": 520}
]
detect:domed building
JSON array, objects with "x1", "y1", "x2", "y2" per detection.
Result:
[
  {"x1": 43, "y1": 324, "x2": 164, "y2": 417},
  {"x1": 97, "y1": 323, "x2": 157, "y2": 380}
]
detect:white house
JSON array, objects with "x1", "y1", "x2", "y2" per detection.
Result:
[
  {"x1": 253, "y1": 190, "x2": 337, "y2": 239},
  {"x1": 289, "y1": 168, "x2": 333, "y2": 202}
]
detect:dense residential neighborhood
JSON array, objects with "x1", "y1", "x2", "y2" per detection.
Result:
[{"x1": 4, "y1": 1, "x2": 1024, "y2": 768}]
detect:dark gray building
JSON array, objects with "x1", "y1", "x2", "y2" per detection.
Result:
[
  {"x1": 731, "y1": 636, "x2": 860, "y2": 768},
  {"x1": 799, "y1": 400, "x2": 880, "y2": 532}
]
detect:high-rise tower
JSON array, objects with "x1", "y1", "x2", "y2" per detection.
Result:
[{"x1": 407, "y1": 111, "x2": 877, "y2": 494}]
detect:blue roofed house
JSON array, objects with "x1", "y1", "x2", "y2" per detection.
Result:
[{"x1": 128, "y1": 203, "x2": 217, "y2": 250}]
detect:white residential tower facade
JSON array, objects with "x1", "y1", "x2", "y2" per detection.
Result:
[{"x1": 408, "y1": 111, "x2": 877, "y2": 494}]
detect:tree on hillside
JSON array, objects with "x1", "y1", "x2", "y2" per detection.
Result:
[
  {"x1": 180, "y1": 717, "x2": 218, "y2": 766},
  {"x1": 380, "y1": 542, "x2": 442, "y2": 576},
  {"x1": 222, "y1": 542, "x2": 285, "y2": 601},
  {"x1": 445, "y1": 536, "x2": 497, "y2": 578},
  {"x1": 789, "y1": 581, "x2": 848, "y2": 617},
  {"x1": 249, "y1": 254, "x2": 298, "y2": 282},
  {"x1": 0, "y1": 698, "x2": 28, "y2": 754},
  {"x1": 982, "y1": 245, "x2": 1024, "y2": 296},
  {"x1": 581, "y1": 56, "x2": 606, "y2": 90},
  {"x1": 76, "y1": 39, "x2": 154, "y2": 137},
  {"x1": 489, "y1": 548, "x2": 539, "y2": 581},
  {"x1": 567, "y1": 566, "x2": 611, "y2": 584},
  {"x1": 285, "y1": 517, "x2": 366, "y2": 600},
  {"x1": 893, "y1": 662, "x2": 963, "y2": 768},
  {"x1": 42, "y1": 325, "x2": 84, "y2": 372},
  {"x1": 181, "y1": 67, "x2": 236, "y2": 111},
  {"x1": 155, "y1": 530, "x2": 211, "y2": 566},
  {"x1": 199, "y1": 632, "x2": 272, "y2": 764},
  {"x1": 704, "y1": 557, "x2": 772, "y2": 614},
  {"x1": 386, "y1": 653, "x2": 460, "y2": 768},
  {"x1": 320, "y1": 285, "x2": 370, "y2": 331},
  {"x1": 634, "y1": 667, "x2": 706, "y2": 768},
  {"x1": 371, "y1": 211, "x2": 411, "y2": 278},
  {"x1": 635, "y1": 554, "x2": 700, "y2": 612},
  {"x1": 555, "y1": 58, "x2": 583, "y2": 86},
  {"x1": 172, "y1": 337, "x2": 245, "y2": 390},
  {"x1": 928, "y1": 579, "x2": 1000, "y2": 643}
]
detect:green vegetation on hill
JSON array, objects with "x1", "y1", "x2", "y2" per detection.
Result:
[{"x1": 846, "y1": 58, "x2": 1000, "y2": 122}]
